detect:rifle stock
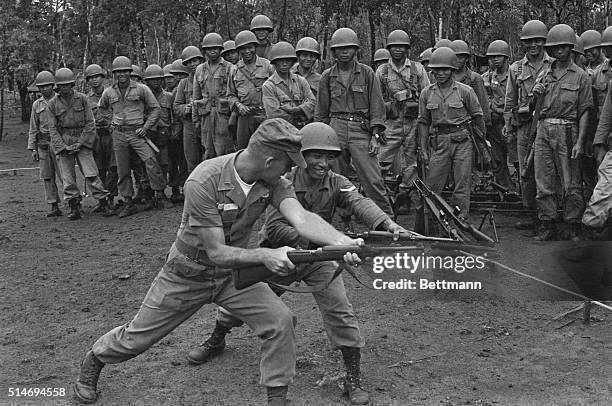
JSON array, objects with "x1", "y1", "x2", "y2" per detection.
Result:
[{"x1": 521, "y1": 92, "x2": 545, "y2": 180}]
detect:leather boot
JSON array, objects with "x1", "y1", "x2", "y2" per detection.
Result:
[
  {"x1": 187, "y1": 321, "x2": 231, "y2": 365},
  {"x1": 534, "y1": 220, "x2": 556, "y2": 241},
  {"x1": 46, "y1": 203, "x2": 63, "y2": 217},
  {"x1": 68, "y1": 199, "x2": 82, "y2": 220},
  {"x1": 96, "y1": 198, "x2": 115, "y2": 217},
  {"x1": 74, "y1": 350, "x2": 104, "y2": 404},
  {"x1": 568, "y1": 223, "x2": 584, "y2": 242},
  {"x1": 118, "y1": 198, "x2": 138, "y2": 218},
  {"x1": 169, "y1": 186, "x2": 184, "y2": 203},
  {"x1": 341, "y1": 347, "x2": 370, "y2": 405},
  {"x1": 153, "y1": 191, "x2": 173, "y2": 209},
  {"x1": 267, "y1": 385, "x2": 289, "y2": 406},
  {"x1": 142, "y1": 187, "x2": 155, "y2": 211}
]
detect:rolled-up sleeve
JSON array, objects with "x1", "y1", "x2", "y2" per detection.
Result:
[{"x1": 368, "y1": 70, "x2": 386, "y2": 128}]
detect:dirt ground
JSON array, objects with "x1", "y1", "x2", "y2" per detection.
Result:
[{"x1": 1, "y1": 115, "x2": 611, "y2": 406}]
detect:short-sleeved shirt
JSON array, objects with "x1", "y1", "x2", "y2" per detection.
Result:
[
  {"x1": 417, "y1": 80, "x2": 483, "y2": 127},
  {"x1": 315, "y1": 61, "x2": 385, "y2": 128},
  {"x1": 538, "y1": 61, "x2": 593, "y2": 121},
  {"x1": 87, "y1": 87, "x2": 112, "y2": 128},
  {"x1": 98, "y1": 80, "x2": 160, "y2": 130},
  {"x1": 260, "y1": 166, "x2": 388, "y2": 248},
  {"x1": 227, "y1": 56, "x2": 274, "y2": 109},
  {"x1": 47, "y1": 90, "x2": 97, "y2": 152},
  {"x1": 590, "y1": 58, "x2": 612, "y2": 118},
  {"x1": 262, "y1": 71, "x2": 316, "y2": 122},
  {"x1": 482, "y1": 68, "x2": 508, "y2": 115},
  {"x1": 291, "y1": 65, "x2": 321, "y2": 96},
  {"x1": 27, "y1": 96, "x2": 53, "y2": 149},
  {"x1": 193, "y1": 59, "x2": 232, "y2": 120},
  {"x1": 177, "y1": 151, "x2": 297, "y2": 263}
]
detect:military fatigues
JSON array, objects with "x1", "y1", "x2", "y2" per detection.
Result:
[
  {"x1": 376, "y1": 59, "x2": 430, "y2": 190},
  {"x1": 47, "y1": 90, "x2": 109, "y2": 201},
  {"x1": 27, "y1": 96, "x2": 63, "y2": 204},
  {"x1": 315, "y1": 62, "x2": 394, "y2": 215},
  {"x1": 193, "y1": 59, "x2": 234, "y2": 159},
  {"x1": 504, "y1": 54, "x2": 554, "y2": 210},
  {"x1": 262, "y1": 71, "x2": 315, "y2": 128},
  {"x1": 167, "y1": 86, "x2": 188, "y2": 192},
  {"x1": 483, "y1": 68, "x2": 515, "y2": 190},
  {"x1": 256, "y1": 40, "x2": 273, "y2": 59},
  {"x1": 417, "y1": 80, "x2": 485, "y2": 216},
  {"x1": 534, "y1": 61, "x2": 593, "y2": 223},
  {"x1": 98, "y1": 81, "x2": 166, "y2": 198},
  {"x1": 91, "y1": 152, "x2": 298, "y2": 387},
  {"x1": 455, "y1": 69, "x2": 491, "y2": 126},
  {"x1": 174, "y1": 73, "x2": 202, "y2": 172},
  {"x1": 88, "y1": 86, "x2": 118, "y2": 198},
  {"x1": 291, "y1": 65, "x2": 321, "y2": 97},
  {"x1": 216, "y1": 167, "x2": 388, "y2": 348},
  {"x1": 149, "y1": 89, "x2": 173, "y2": 176},
  {"x1": 227, "y1": 56, "x2": 274, "y2": 149}
]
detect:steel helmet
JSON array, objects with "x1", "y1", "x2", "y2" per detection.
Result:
[
  {"x1": 300, "y1": 122, "x2": 341, "y2": 154},
  {"x1": 250, "y1": 14, "x2": 273, "y2": 31},
  {"x1": 234, "y1": 30, "x2": 259, "y2": 49},
  {"x1": 170, "y1": 59, "x2": 189, "y2": 75},
  {"x1": 202, "y1": 33, "x2": 224, "y2": 49},
  {"x1": 55, "y1": 68, "x2": 75, "y2": 85},
  {"x1": 143, "y1": 64, "x2": 164, "y2": 80},
  {"x1": 573, "y1": 35, "x2": 584, "y2": 55},
  {"x1": 450, "y1": 40, "x2": 471, "y2": 55},
  {"x1": 130, "y1": 65, "x2": 143, "y2": 79},
  {"x1": 386, "y1": 29, "x2": 410, "y2": 48},
  {"x1": 35, "y1": 71, "x2": 55, "y2": 87},
  {"x1": 428, "y1": 47, "x2": 458, "y2": 69},
  {"x1": 268, "y1": 42, "x2": 297, "y2": 63},
  {"x1": 85, "y1": 64, "x2": 105, "y2": 79},
  {"x1": 330, "y1": 28, "x2": 360, "y2": 49},
  {"x1": 601, "y1": 26, "x2": 612, "y2": 47},
  {"x1": 221, "y1": 40, "x2": 237, "y2": 56},
  {"x1": 373, "y1": 48, "x2": 390, "y2": 62},
  {"x1": 295, "y1": 37, "x2": 321, "y2": 56},
  {"x1": 546, "y1": 24, "x2": 576, "y2": 47},
  {"x1": 419, "y1": 48, "x2": 433, "y2": 63},
  {"x1": 486, "y1": 40, "x2": 510, "y2": 57},
  {"x1": 163, "y1": 64, "x2": 174, "y2": 78},
  {"x1": 520, "y1": 20, "x2": 548, "y2": 40},
  {"x1": 181, "y1": 46, "x2": 204, "y2": 64},
  {"x1": 580, "y1": 30, "x2": 601, "y2": 50},
  {"x1": 433, "y1": 38, "x2": 452, "y2": 50},
  {"x1": 111, "y1": 56, "x2": 132, "y2": 72}
]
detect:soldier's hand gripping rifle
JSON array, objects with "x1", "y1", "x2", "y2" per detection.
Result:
[{"x1": 466, "y1": 120, "x2": 496, "y2": 171}]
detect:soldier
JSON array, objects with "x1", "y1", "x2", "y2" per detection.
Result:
[
  {"x1": 433, "y1": 38, "x2": 452, "y2": 50},
  {"x1": 504, "y1": 20, "x2": 554, "y2": 231},
  {"x1": 193, "y1": 32, "x2": 234, "y2": 160},
  {"x1": 573, "y1": 35, "x2": 587, "y2": 69},
  {"x1": 144, "y1": 64, "x2": 173, "y2": 191},
  {"x1": 376, "y1": 29, "x2": 430, "y2": 214},
  {"x1": 417, "y1": 47, "x2": 485, "y2": 217},
  {"x1": 187, "y1": 122, "x2": 405, "y2": 406},
  {"x1": 530, "y1": 24, "x2": 593, "y2": 241},
  {"x1": 130, "y1": 65, "x2": 143, "y2": 83},
  {"x1": 227, "y1": 30, "x2": 274, "y2": 149},
  {"x1": 482, "y1": 40, "x2": 516, "y2": 191},
  {"x1": 98, "y1": 56, "x2": 168, "y2": 218},
  {"x1": 221, "y1": 40, "x2": 239, "y2": 65},
  {"x1": 85, "y1": 64, "x2": 118, "y2": 211},
  {"x1": 292, "y1": 37, "x2": 322, "y2": 97},
  {"x1": 372, "y1": 48, "x2": 390, "y2": 71},
  {"x1": 601, "y1": 26, "x2": 612, "y2": 57},
  {"x1": 419, "y1": 48, "x2": 433, "y2": 72},
  {"x1": 73, "y1": 118, "x2": 364, "y2": 406},
  {"x1": 315, "y1": 27, "x2": 394, "y2": 216},
  {"x1": 162, "y1": 64, "x2": 174, "y2": 91},
  {"x1": 262, "y1": 42, "x2": 315, "y2": 128},
  {"x1": 27, "y1": 70, "x2": 63, "y2": 217},
  {"x1": 250, "y1": 14, "x2": 274, "y2": 59},
  {"x1": 174, "y1": 46, "x2": 205, "y2": 173},
  {"x1": 167, "y1": 59, "x2": 190, "y2": 202},
  {"x1": 581, "y1": 30, "x2": 605, "y2": 73},
  {"x1": 47, "y1": 68, "x2": 112, "y2": 220}
]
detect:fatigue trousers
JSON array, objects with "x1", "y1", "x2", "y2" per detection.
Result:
[
  {"x1": 168, "y1": 121, "x2": 187, "y2": 189},
  {"x1": 93, "y1": 128, "x2": 118, "y2": 197},
  {"x1": 517, "y1": 121, "x2": 537, "y2": 209},
  {"x1": 236, "y1": 113, "x2": 266, "y2": 150},
  {"x1": 582, "y1": 150, "x2": 612, "y2": 227},
  {"x1": 330, "y1": 118, "x2": 393, "y2": 216},
  {"x1": 217, "y1": 261, "x2": 364, "y2": 350},
  {"x1": 56, "y1": 148, "x2": 108, "y2": 201},
  {"x1": 92, "y1": 244, "x2": 296, "y2": 387},
  {"x1": 183, "y1": 119, "x2": 203, "y2": 173},
  {"x1": 202, "y1": 109, "x2": 234, "y2": 159},
  {"x1": 113, "y1": 129, "x2": 166, "y2": 198},
  {"x1": 489, "y1": 120, "x2": 514, "y2": 191},
  {"x1": 534, "y1": 121, "x2": 584, "y2": 223},
  {"x1": 426, "y1": 130, "x2": 473, "y2": 216},
  {"x1": 38, "y1": 144, "x2": 62, "y2": 204}
]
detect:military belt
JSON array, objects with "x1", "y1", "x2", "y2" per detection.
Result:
[
  {"x1": 436, "y1": 122, "x2": 468, "y2": 134},
  {"x1": 330, "y1": 112, "x2": 366, "y2": 122},
  {"x1": 112, "y1": 124, "x2": 142, "y2": 131},
  {"x1": 541, "y1": 118, "x2": 575, "y2": 125},
  {"x1": 175, "y1": 238, "x2": 215, "y2": 267}
]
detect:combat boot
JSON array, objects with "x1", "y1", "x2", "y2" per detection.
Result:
[
  {"x1": 187, "y1": 321, "x2": 231, "y2": 365},
  {"x1": 341, "y1": 346, "x2": 370, "y2": 405},
  {"x1": 534, "y1": 220, "x2": 556, "y2": 241},
  {"x1": 68, "y1": 199, "x2": 82, "y2": 220},
  {"x1": 142, "y1": 187, "x2": 155, "y2": 211},
  {"x1": 169, "y1": 186, "x2": 184, "y2": 203},
  {"x1": 95, "y1": 198, "x2": 115, "y2": 217},
  {"x1": 46, "y1": 203, "x2": 63, "y2": 217},
  {"x1": 118, "y1": 198, "x2": 138, "y2": 218},
  {"x1": 568, "y1": 223, "x2": 584, "y2": 242},
  {"x1": 74, "y1": 350, "x2": 104, "y2": 404},
  {"x1": 267, "y1": 385, "x2": 289, "y2": 406},
  {"x1": 153, "y1": 191, "x2": 173, "y2": 209}
]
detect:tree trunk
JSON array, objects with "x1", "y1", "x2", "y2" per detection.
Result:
[
  {"x1": 224, "y1": 0, "x2": 231, "y2": 39},
  {"x1": 0, "y1": 76, "x2": 4, "y2": 142},
  {"x1": 278, "y1": 0, "x2": 289, "y2": 41},
  {"x1": 368, "y1": 8, "x2": 376, "y2": 66},
  {"x1": 137, "y1": 17, "x2": 148, "y2": 66}
]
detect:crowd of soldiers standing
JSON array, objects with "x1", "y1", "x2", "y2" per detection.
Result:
[{"x1": 27, "y1": 14, "x2": 612, "y2": 242}]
